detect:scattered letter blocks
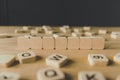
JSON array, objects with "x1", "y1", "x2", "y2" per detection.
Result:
[
  {"x1": 0, "y1": 55, "x2": 15, "y2": 67},
  {"x1": 46, "y1": 54, "x2": 68, "y2": 68},
  {"x1": 88, "y1": 54, "x2": 109, "y2": 66},
  {"x1": 37, "y1": 67, "x2": 65, "y2": 80},
  {"x1": 68, "y1": 37, "x2": 79, "y2": 49},
  {"x1": 80, "y1": 37, "x2": 92, "y2": 49},
  {"x1": 78, "y1": 71, "x2": 106, "y2": 80},
  {"x1": 42, "y1": 36, "x2": 54, "y2": 49},
  {"x1": 91, "y1": 37, "x2": 105, "y2": 49},
  {"x1": 17, "y1": 52, "x2": 36, "y2": 64},
  {"x1": 0, "y1": 71, "x2": 20, "y2": 80}
]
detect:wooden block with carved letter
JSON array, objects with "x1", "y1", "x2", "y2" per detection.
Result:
[
  {"x1": 37, "y1": 67, "x2": 65, "y2": 80},
  {"x1": 17, "y1": 52, "x2": 36, "y2": 64},
  {"x1": 46, "y1": 54, "x2": 68, "y2": 68},
  {"x1": 78, "y1": 71, "x2": 106, "y2": 80}
]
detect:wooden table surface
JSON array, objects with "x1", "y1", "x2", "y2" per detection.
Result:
[{"x1": 0, "y1": 26, "x2": 120, "y2": 80}]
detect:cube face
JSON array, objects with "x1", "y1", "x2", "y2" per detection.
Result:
[
  {"x1": 55, "y1": 37, "x2": 67, "y2": 49},
  {"x1": 98, "y1": 30, "x2": 107, "y2": 34},
  {"x1": 83, "y1": 26, "x2": 91, "y2": 31},
  {"x1": 30, "y1": 37, "x2": 42, "y2": 49},
  {"x1": 78, "y1": 71, "x2": 105, "y2": 80},
  {"x1": 88, "y1": 54, "x2": 109, "y2": 66},
  {"x1": 0, "y1": 71, "x2": 20, "y2": 80},
  {"x1": 0, "y1": 55, "x2": 15, "y2": 67},
  {"x1": 46, "y1": 54, "x2": 68, "y2": 68},
  {"x1": 114, "y1": 53, "x2": 120, "y2": 64},
  {"x1": 17, "y1": 37, "x2": 31, "y2": 50},
  {"x1": 92, "y1": 37, "x2": 105, "y2": 49},
  {"x1": 80, "y1": 37, "x2": 92, "y2": 50},
  {"x1": 42, "y1": 37, "x2": 54, "y2": 49},
  {"x1": 37, "y1": 68, "x2": 65, "y2": 80},
  {"x1": 67, "y1": 37, "x2": 79, "y2": 49},
  {"x1": 17, "y1": 36, "x2": 42, "y2": 50},
  {"x1": 17, "y1": 52, "x2": 36, "y2": 63}
]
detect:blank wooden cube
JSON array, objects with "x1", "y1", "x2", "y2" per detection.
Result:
[
  {"x1": 55, "y1": 37, "x2": 67, "y2": 49},
  {"x1": 46, "y1": 54, "x2": 68, "y2": 68},
  {"x1": 83, "y1": 26, "x2": 91, "y2": 31},
  {"x1": 98, "y1": 29, "x2": 107, "y2": 34},
  {"x1": 17, "y1": 36, "x2": 42, "y2": 50},
  {"x1": 15, "y1": 29, "x2": 30, "y2": 34},
  {"x1": 30, "y1": 37, "x2": 42, "y2": 49},
  {"x1": 80, "y1": 37, "x2": 92, "y2": 50},
  {"x1": 68, "y1": 37, "x2": 80, "y2": 49},
  {"x1": 114, "y1": 53, "x2": 120, "y2": 64},
  {"x1": 0, "y1": 55, "x2": 15, "y2": 67},
  {"x1": 37, "y1": 67, "x2": 65, "y2": 80},
  {"x1": 91, "y1": 37, "x2": 105, "y2": 49},
  {"x1": 71, "y1": 32, "x2": 82, "y2": 37},
  {"x1": 78, "y1": 71, "x2": 106, "y2": 80},
  {"x1": 17, "y1": 52, "x2": 36, "y2": 64},
  {"x1": 84, "y1": 32, "x2": 95, "y2": 36},
  {"x1": 0, "y1": 71, "x2": 20, "y2": 80},
  {"x1": 111, "y1": 32, "x2": 120, "y2": 39},
  {"x1": 88, "y1": 54, "x2": 109, "y2": 66},
  {"x1": 42, "y1": 36, "x2": 54, "y2": 49}
]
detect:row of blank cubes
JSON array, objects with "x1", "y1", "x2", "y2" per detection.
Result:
[{"x1": 17, "y1": 36, "x2": 105, "y2": 50}]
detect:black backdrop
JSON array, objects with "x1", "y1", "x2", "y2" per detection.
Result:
[{"x1": 1, "y1": 0, "x2": 120, "y2": 26}]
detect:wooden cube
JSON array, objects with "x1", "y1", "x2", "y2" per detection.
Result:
[
  {"x1": 91, "y1": 37, "x2": 105, "y2": 49},
  {"x1": 114, "y1": 53, "x2": 120, "y2": 64},
  {"x1": 55, "y1": 37, "x2": 67, "y2": 49},
  {"x1": 0, "y1": 55, "x2": 16, "y2": 67},
  {"x1": 42, "y1": 36, "x2": 54, "y2": 49},
  {"x1": 117, "y1": 75, "x2": 120, "y2": 80},
  {"x1": 78, "y1": 71, "x2": 106, "y2": 80},
  {"x1": 68, "y1": 37, "x2": 80, "y2": 49},
  {"x1": 46, "y1": 54, "x2": 68, "y2": 68},
  {"x1": 17, "y1": 36, "x2": 42, "y2": 50},
  {"x1": 80, "y1": 37, "x2": 92, "y2": 50},
  {"x1": 84, "y1": 31, "x2": 95, "y2": 36},
  {"x1": 98, "y1": 29, "x2": 107, "y2": 34},
  {"x1": 17, "y1": 52, "x2": 36, "y2": 64},
  {"x1": 30, "y1": 37, "x2": 42, "y2": 49},
  {"x1": 37, "y1": 67, "x2": 65, "y2": 80},
  {"x1": 83, "y1": 26, "x2": 91, "y2": 31},
  {"x1": 88, "y1": 54, "x2": 109, "y2": 66},
  {"x1": 0, "y1": 71, "x2": 20, "y2": 80}
]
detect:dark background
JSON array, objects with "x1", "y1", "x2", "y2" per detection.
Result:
[{"x1": 0, "y1": 0, "x2": 120, "y2": 26}]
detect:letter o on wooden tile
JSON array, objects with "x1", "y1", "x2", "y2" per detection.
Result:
[{"x1": 17, "y1": 52, "x2": 36, "y2": 64}]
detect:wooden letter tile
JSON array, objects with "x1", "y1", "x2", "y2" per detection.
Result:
[
  {"x1": 37, "y1": 67, "x2": 65, "y2": 80},
  {"x1": 78, "y1": 71, "x2": 106, "y2": 80},
  {"x1": 114, "y1": 53, "x2": 120, "y2": 64},
  {"x1": 88, "y1": 54, "x2": 109, "y2": 66},
  {"x1": 0, "y1": 71, "x2": 20, "y2": 80},
  {"x1": 46, "y1": 54, "x2": 68, "y2": 68},
  {"x1": 17, "y1": 51, "x2": 36, "y2": 64},
  {"x1": 0, "y1": 55, "x2": 16, "y2": 67}
]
